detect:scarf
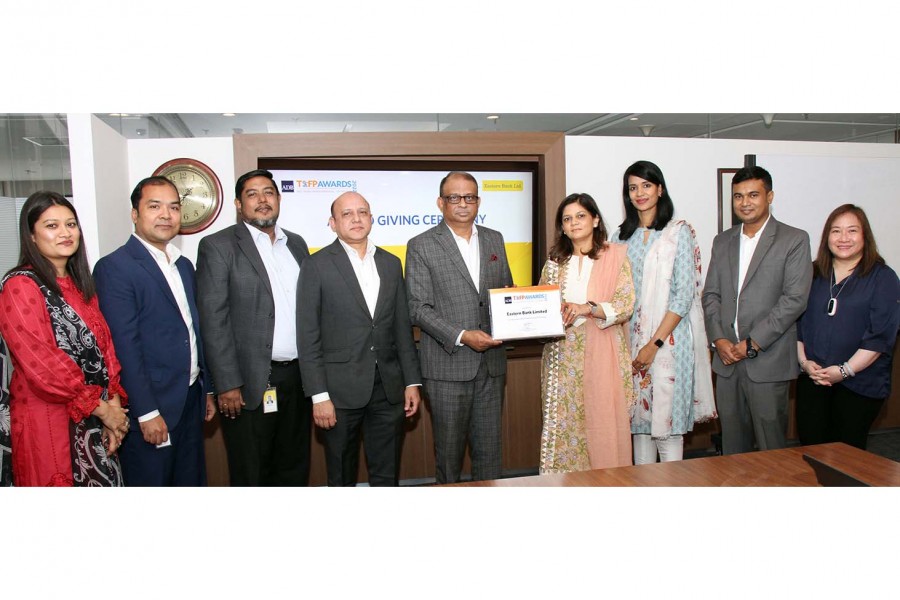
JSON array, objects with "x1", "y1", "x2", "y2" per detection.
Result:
[{"x1": 1, "y1": 270, "x2": 123, "y2": 487}]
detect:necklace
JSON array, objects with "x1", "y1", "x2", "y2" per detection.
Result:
[{"x1": 827, "y1": 268, "x2": 851, "y2": 317}]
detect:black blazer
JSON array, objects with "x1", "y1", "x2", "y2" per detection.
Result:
[{"x1": 297, "y1": 239, "x2": 421, "y2": 408}]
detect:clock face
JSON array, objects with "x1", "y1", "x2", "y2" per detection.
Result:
[{"x1": 153, "y1": 159, "x2": 223, "y2": 234}]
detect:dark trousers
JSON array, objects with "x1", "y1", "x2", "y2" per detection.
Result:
[
  {"x1": 425, "y1": 360, "x2": 504, "y2": 484},
  {"x1": 322, "y1": 369, "x2": 405, "y2": 487},
  {"x1": 796, "y1": 374, "x2": 884, "y2": 450},
  {"x1": 120, "y1": 381, "x2": 206, "y2": 487},
  {"x1": 715, "y1": 362, "x2": 790, "y2": 455},
  {"x1": 220, "y1": 361, "x2": 312, "y2": 486}
]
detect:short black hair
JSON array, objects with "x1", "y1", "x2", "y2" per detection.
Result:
[
  {"x1": 732, "y1": 166, "x2": 773, "y2": 192},
  {"x1": 130, "y1": 176, "x2": 179, "y2": 209},
  {"x1": 439, "y1": 171, "x2": 478, "y2": 197},
  {"x1": 235, "y1": 169, "x2": 277, "y2": 199}
]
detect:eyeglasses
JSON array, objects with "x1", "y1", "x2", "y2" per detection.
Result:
[{"x1": 441, "y1": 194, "x2": 479, "y2": 205}]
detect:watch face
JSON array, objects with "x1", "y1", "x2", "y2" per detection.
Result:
[{"x1": 153, "y1": 159, "x2": 223, "y2": 234}]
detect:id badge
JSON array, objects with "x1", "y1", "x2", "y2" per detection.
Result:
[{"x1": 263, "y1": 386, "x2": 278, "y2": 413}]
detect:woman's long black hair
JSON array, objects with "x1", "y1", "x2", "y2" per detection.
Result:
[
  {"x1": 7, "y1": 191, "x2": 96, "y2": 300},
  {"x1": 617, "y1": 160, "x2": 675, "y2": 240}
]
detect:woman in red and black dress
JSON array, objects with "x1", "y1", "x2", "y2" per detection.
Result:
[{"x1": 0, "y1": 191, "x2": 129, "y2": 486}]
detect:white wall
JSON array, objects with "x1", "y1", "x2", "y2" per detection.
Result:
[
  {"x1": 565, "y1": 136, "x2": 900, "y2": 274},
  {"x1": 126, "y1": 137, "x2": 234, "y2": 264},
  {"x1": 76, "y1": 131, "x2": 900, "y2": 272},
  {"x1": 69, "y1": 114, "x2": 130, "y2": 266}
]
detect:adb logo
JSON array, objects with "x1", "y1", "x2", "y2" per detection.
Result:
[
  {"x1": 281, "y1": 180, "x2": 295, "y2": 193},
  {"x1": 504, "y1": 297, "x2": 512, "y2": 304}
]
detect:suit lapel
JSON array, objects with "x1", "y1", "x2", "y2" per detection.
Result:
[
  {"x1": 727, "y1": 228, "x2": 740, "y2": 296},
  {"x1": 235, "y1": 224, "x2": 273, "y2": 298},
  {"x1": 436, "y1": 223, "x2": 477, "y2": 292},
  {"x1": 126, "y1": 236, "x2": 179, "y2": 311},
  {"x1": 478, "y1": 228, "x2": 493, "y2": 293},
  {"x1": 329, "y1": 240, "x2": 371, "y2": 319},
  {"x1": 285, "y1": 233, "x2": 307, "y2": 266},
  {"x1": 372, "y1": 249, "x2": 392, "y2": 321},
  {"x1": 740, "y1": 219, "x2": 777, "y2": 294}
]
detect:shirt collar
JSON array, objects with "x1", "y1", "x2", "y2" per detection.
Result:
[
  {"x1": 132, "y1": 233, "x2": 181, "y2": 264},
  {"x1": 243, "y1": 220, "x2": 286, "y2": 244},
  {"x1": 337, "y1": 237, "x2": 375, "y2": 260},
  {"x1": 448, "y1": 223, "x2": 478, "y2": 243},
  {"x1": 740, "y1": 215, "x2": 771, "y2": 241}
]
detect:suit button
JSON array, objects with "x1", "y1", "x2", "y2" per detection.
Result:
[
  {"x1": 370, "y1": 346, "x2": 375, "y2": 351},
  {"x1": 269, "y1": 313, "x2": 274, "y2": 318},
  {"x1": 266, "y1": 344, "x2": 272, "y2": 349},
  {"x1": 479, "y1": 302, "x2": 484, "y2": 307}
]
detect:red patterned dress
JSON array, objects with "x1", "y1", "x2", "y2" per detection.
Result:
[{"x1": 0, "y1": 274, "x2": 127, "y2": 486}]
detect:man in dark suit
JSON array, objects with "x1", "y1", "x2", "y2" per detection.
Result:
[
  {"x1": 94, "y1": 176, "x2": 216, "y2": 486},
  {"x1": 405, "y1": 171, "x2": 514, "y2": 484},
  {"x1": 702, "y1": 165, "x2": 813, "y2": 454},
  {"x1": 196, "y1": 169, "x2": 312, "y2": 486},
  {"x1": 297, "y1": 192, "x2": 421, "y2": 486}
]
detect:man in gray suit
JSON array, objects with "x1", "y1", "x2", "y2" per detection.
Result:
[
  {"x1": 298, "y1": 191, "x2": 421, "y2": 486},
  {"x1": 406, "y1": 171, "x2": 514, "y2": 484},
  {"x1": 196, "y1": 169, "x2": 312, "y2": 486},
  {"x1": 702, "y1": 165, "x2": 813, "y2": 454}
]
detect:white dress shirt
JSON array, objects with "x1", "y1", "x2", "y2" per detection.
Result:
[
  {"x1": 339, "y1": 238, "x2": 380, "y2": 318},
  {"x1": 132, "y1": 234, "x2": 199, "y2": 422},
  {"x1": 451, "y1": 224, "x2": 480, "y2": 346},
  {"x1": 735, "y1": 215, "x2": 771, "y2": 335},
  {"x1": 244, "y1": 221, "x2": 300, "y2": 361}
]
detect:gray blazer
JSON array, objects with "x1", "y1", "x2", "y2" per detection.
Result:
[
  {"x1": 196, "y1": 223, "x2": 309, "y2": 410},
  {"x1": 296, "y1": 239, "x2": 421, "y2": 409},
  {"x1": 702, "y1": 217, "x2": 813, "y2": 382},
  {"x1": 406, "y1": 222, "x2": 513, "y2": 381}
]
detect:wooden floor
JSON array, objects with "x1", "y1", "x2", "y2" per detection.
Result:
[{"x1": 448, "y1": 443, "x2": 900, "y2": 487}]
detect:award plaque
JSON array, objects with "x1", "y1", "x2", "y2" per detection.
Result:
[{"x1": 488, "y1": 285, "x2": 565, "y2": 341}]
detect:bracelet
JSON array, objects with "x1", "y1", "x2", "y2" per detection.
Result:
[
  {"x1": 842, "y1": 361, "x2": 856, "y2": 378},
  {"x1": 799, "y1": 359, "x2": 808, "y2": 373},
  {"x1": 838, "y1": 364, "x2": 849, "y2": 380}
]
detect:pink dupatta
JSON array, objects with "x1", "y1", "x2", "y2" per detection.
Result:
[{"x1": 582, "y1": 243, "x2": 634, "y2": 469}]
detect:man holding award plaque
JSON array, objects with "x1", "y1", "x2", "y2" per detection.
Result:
[{"x1": 406, "y1": 171, "x2": 513, "y2": 484}]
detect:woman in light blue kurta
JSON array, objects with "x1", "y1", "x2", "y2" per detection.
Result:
[{"x1": 611, "y1": 160, "x2": 716, "y2": 464}]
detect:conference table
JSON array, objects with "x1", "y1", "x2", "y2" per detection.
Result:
[{"x1": 449, "y1": 443, "x2": 900, "y2": 486}]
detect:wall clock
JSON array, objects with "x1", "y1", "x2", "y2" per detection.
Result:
[{"x1": 152, "y1": 158, "x2": 223, "y2": 234}]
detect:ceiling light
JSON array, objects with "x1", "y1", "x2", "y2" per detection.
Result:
[
  {"x1": 630, "y1": 117, "x2": 639, "y2": 121},
  {"x1": 222, "y1": 113, "x2": 236, "y2": 117},
  {"x1": 487, "y1": 115, "x2": 500, "y2": 120}
]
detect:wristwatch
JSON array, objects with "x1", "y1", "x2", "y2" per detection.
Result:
[
  {"x1": 587, "y1": 300, "x2": 598, "y2": 316},
  {"x1": 654, "y1": 338, "x2": 664, "y2": 348},
  {"x1": 746, "y1": 338, "x2": 758, "y2": 359}
]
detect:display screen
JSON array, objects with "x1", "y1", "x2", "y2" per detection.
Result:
[{"x1": 267, "y1": 166, "x2": 536, "y2": 286}]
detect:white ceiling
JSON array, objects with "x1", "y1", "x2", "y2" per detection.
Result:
[
  {"x1": 96, "y1": 113, "x2": 900, "y2": 143},
  {"x1": 1, "y1": 113, "x2": 898, "y2": 192}
]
